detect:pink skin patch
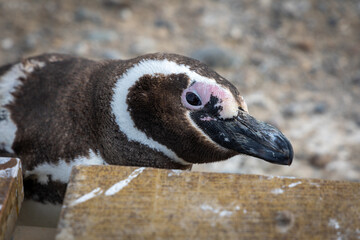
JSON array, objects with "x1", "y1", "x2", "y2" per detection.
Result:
[{"x1": 181, "y1": 82, "x2": 241, "y2": 119}]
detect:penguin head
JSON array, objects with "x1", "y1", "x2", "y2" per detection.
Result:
[{"x1": 111, "y1": 53, "x2": 293, "y2": 166}]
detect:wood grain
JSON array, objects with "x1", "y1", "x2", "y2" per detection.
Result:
[
  {"x1": 0, "y1": 158, "x2": 23, "y2": 240},
  {"x1": 56, "y1": 165, "x2": 360, "y2": 240}
]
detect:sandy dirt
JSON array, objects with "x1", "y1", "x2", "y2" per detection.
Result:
[{"x1": 0, "y1": 0, "x2": 359, "y2": 181}]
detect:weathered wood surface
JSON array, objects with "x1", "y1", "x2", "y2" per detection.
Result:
[
  {"x1": 13, "y1": 226, "x2": 57, "y2": 240},
  {"x1": 56, "y1": 165, "x2": 360, "y2": 240},
  {"x1": 0, "y1": 158, "x2": 23, "y2": 240}
]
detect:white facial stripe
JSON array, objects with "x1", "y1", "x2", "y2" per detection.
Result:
[
  {"x1": 25, "y1": 150, "x2": 106, "y2": 184},
  {"x1": 111, "y1": 58, "x2": 240, "y2": 164},
  {"x1": 112, "y1": 59, "x2": 208, "y2": 165},
  {"x1": 0, "y1": 60, "x2": 45, "y2": 153}
]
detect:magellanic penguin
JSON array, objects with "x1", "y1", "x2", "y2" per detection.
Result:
[{"x1": 0, "y1": 53, "x2": 293, "y2": 203}]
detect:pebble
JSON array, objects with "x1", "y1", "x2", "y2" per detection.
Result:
[
  {"x1": 327, "y1": 16, "x2": 338, "y2": 28},
  {"x1": 326, "y1": 160, "x2": 359, "y2": 180},
  {"x1": 1, "y1": 38, "x2": 13, "y2": 50},
  {"x1": 313, "y1": 102, "x2": 328, "y2": 114},
  {"x1": 100, "y1": 49, "x2": 124, "y2": 59},
  {"x1": 23, "y1": 32, "x2": 41, "y2": 51},
  {"x1": 282, "y1": 103, "x2": 298, "y2": 118},
  {"x1": 118, "y1": 8, "x2": 132, "y2": 20},
  {"x1": 72, "y1": 42, "x2": 89, "y2": 55},
  {"x1": 308, "y1": 153, "x2": 332, "y2": 169},
  {"x1": 322, "y1": 56, "x2": 338, "y2": 76},
  {"x1": 74, "y1": 8, "x2": 102, "y2": 24},
  {"x1": 103, "y1": 0, "x2": 130, "y2": 9},
  {"x1": 351, "y1": 72, "x2": 360, "y2": 86},
  {"x1": 129, "y1": 38, "x2": 156, "y2": 55},
  {"x1": 191, "y1": 46, "x2": 236, "y2": 68},
  {"x1": 228, "y1": 26, "x2": 243, "y2": 41},
  {"x1": 273, "y1": 0, "x2": 310, "y2": 19},
  {"x1": 154, "y1": 18, "x2": 173, "y2": 32},
  {"x1": 85, "y1": 30, "x2": 118, "y2": 42},
  {"x1": 351, "y1": 113, "x2": 360, "y2": 128},
  {"x1": 290, "y1": 40, "x2": 313, "y2": 52}
]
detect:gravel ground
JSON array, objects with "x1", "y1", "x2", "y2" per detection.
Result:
[{"x1": 1, "y1": 0, "x2": 360, "y2": 181}]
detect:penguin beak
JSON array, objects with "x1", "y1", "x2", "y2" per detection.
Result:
[{"x1": 191, "y1": 110, "x2": 293, "y2": 165}]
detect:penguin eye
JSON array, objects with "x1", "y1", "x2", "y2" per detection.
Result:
[{"x1": 186, "y1": 92, "x2": 202, "y2": 106}]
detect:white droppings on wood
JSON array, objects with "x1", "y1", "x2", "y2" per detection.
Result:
[
  {"x1": 105, "y1": 167, "x2": 145, "y2": 196},
  {"x1": 271, "y1": 188, "x2": 284, "y2": 194},
  {"x1": 310, "y1": 182, "x2": 321, "y2": 187},
  {"x1": 219, "y1": 210, "x2": 233, "y2": 217},
  {"x1": 70, "y1": 187, "x2": 103, "y2": 207},
  {"x1": 168, "y1": 169, "x2": 182, "y2": 177},
  {"x1": 200, "y1": 204, "x2": 233, "y2": 217},
  {"x1": 288, "y1": 181, "x2": 302, "y2": 188},
  {"x1": 267, "y1": 175, "x2": 297, "y2": 180},
  {"x1": 328, "y1": 218, "x2": 340, "y2": 230},
  {"x1": 0, "y1": 158, "x2": 20, "y2": 178},
  {"x1": 200, "y1": 204, "x2": 215, "y2": 212}
]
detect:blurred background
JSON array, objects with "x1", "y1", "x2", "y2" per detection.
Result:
[{"x1": 0, "y1": 0, "x2": 359, "y2": 181}]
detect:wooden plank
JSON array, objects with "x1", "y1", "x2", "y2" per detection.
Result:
[
  {"x1": 56, "y1": 166, "x2": 360, "y2": 240},
  {"x1": 13, "y1": 226, "x2": 57, "y2": 240},
  {"x1": 0, "y1": 158, "x2": 23, "y2": 240}
]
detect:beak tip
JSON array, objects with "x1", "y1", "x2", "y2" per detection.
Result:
[
  {"x1": 275, "y1": 137, "x2": 294, "y2": 166},
  {"x1": 260, "y1": 136, "x2": 294, "y2": 166},
  {"x1": 285, "y1": 138, "x2": 294, "y2": 166}
]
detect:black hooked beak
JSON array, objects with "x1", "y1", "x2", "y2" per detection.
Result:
[{"x1": 191, "y1": 109, "x2": 293, "y2": 165}]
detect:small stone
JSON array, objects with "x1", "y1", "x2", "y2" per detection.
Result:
[
  {"x1": 85, "y1": 30, "x2": 118, "y2": 43},
  {"x1": 74, "y1": 8, "x2": 102, "y2": 24},
  {"x1": 327, "y1": 17, "x2": 338, "y2": 27},
  {"x1": 272, "y1": 0, "x2": 310, "y2": 19},
  {"x1": 100, "y1": 49, "x2": 124, "y2": 59},
  {"x1": 351, "y1": 72, "x2": 360, "y2": 86},
  {"x1": 290, "y1": 40, "x2": 313, "y2": 52},
  {"x1": 228, "y1": 26, "x2": 243, "y2": 41},
  {"x1": 73, "y1": 42, "x2": 89, "y2": 55},
  {"x1": 24, "y1": 33, "x2": 40, "y2": 51},
  {"x1": 326, "y1": 160, "x2": 359, "y2": 180},
  {"x1": 118, "y1": 8, "x2": 132, "y2": 20},
  {"x1": 322, "y1": 56, "x2": 337, "y2": 76},
  {"x1": 250, "y1": 57, "x2": 262, "y2": 66},
  {"x1": 103, "y1": 0, "x2": 130, "y2": 9},
  {"x1": 350, "y1": 113, "x2": 360, "y2": 127},
  {"x1": 129, "y1": 38, "x2": 156, "y2": 55},
  {"x1": 313, "y1": 102, "x2": 328, "y2": 114},
  {"x1": 154, "y1": 19, "x2": 173, "y2": 32},
  {"x1": 308, "y1": 153, "x2": 332, "y2": 169},
  {"x1": 1, "y1": 38, "x2": 14, "y2": 50},
  {"x1": 191, "y1": 46, "x2": 236, "y2": 68},
  {"x1": 45, "y1": 2, "x2": 57, "y2": 13},
  {"x1": 282, "y1": 104, "x2": 298, "y2": 118}
]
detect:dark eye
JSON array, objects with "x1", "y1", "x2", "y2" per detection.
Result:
[{"x1": 186, "y1": 92, "x2": 202, "y2": 106}]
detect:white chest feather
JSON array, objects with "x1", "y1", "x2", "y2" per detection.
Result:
[
  {"x1": 0, "y1": 60, "x2": 45, "y2": 153},
  {"x1": 25, "y1": 149, "x2": 106, "y2": 184}
]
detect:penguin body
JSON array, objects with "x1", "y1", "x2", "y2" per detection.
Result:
[{"x1": 0, "y1": 53, "x2": 293, "y2": 203}]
